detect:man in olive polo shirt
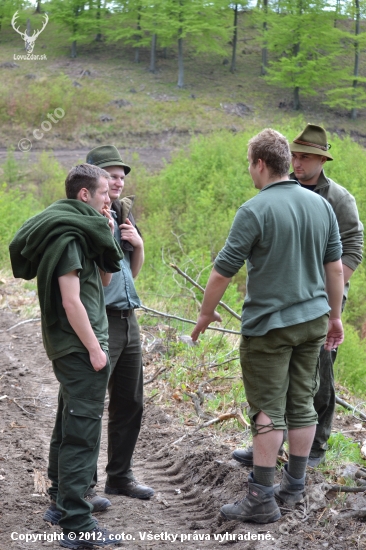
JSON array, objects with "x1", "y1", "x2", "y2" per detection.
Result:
[
  {"x1": 191, "y1": 128, "x2": 344, "y2": 524},
  {"x1": 9, "y1": 164, "x2": 123, "y2": 548},
  {"x1": 233, "y1": 124, "x2": 364, "y2": 469}
]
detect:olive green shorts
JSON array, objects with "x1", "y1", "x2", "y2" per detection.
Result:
[{"x1": 240, "y1": 315, "x2": 328, "y2": 435}]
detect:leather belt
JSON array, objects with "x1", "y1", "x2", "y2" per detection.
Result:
[{"x1": 106, "y1": 307, "x2": 134, "y2": 318}]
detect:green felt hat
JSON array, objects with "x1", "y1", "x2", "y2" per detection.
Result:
[
  {"x1": 86, "y1": 145, "x2": 131, "y2": 174},
  {"x1": 290, "y1": 124, "x2": 333, "y2": 161}
]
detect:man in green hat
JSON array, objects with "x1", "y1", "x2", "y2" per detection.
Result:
[
  {"x1": 232, "y1": 124, "x2": 363, "y2": 469},
  {"x1": 86, "y1": 145, "x2": 154, "y2": 500}
]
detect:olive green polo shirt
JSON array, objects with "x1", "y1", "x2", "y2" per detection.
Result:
[
  {"x1": 214, "y1": 180, "x2": 342, "y2": 336},
  {"x1": 42, "y1": 240, "x2": 109, "y2": 359}
]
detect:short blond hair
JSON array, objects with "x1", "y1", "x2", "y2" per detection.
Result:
[{"x1": 248, "y1": 128, "x2": 291, "y2": 177}]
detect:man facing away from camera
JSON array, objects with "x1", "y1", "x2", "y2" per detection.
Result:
[
  {"x1": 232, "y1": 124, "x2": 363, "y2": 469},
  {"x1": 9, "y1": 164, "x2": 123, "y2": 548},
  {"x1": 86, "y1": 145, "x2": 154, "y2": 500},
  {"x1": 191, "y1": 128, "x2": 344, "y2": 524}
]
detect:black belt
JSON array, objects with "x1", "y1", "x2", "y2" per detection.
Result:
[{"x1": 106, "y1": 308, "x2": 134, "y2": 318}]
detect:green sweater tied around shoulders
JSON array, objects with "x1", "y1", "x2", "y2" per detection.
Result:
[{"x1": 9, "y1": 199, "x2": 123, "y2": 327}]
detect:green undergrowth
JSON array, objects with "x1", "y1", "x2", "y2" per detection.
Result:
[
  {"x1": 320, "y1": 432, "x2": 366, "y2": 470},
  {"x1": 1, "y1": 122, "x2": 366, "y2": 410}
]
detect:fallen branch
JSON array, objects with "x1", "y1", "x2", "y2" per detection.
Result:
[
  {"x1": 144, "y1": 367, "x2": 167, "y2": 385},
  {"x1": 333, "y1": 508, "x2": 366, "y2": 520},
  {"x1": 335, "y1": 396, "x2": 366, "y2": 421},
  {"x1": 144, "y1": 393, "x2": 159, "y2": 404},
  {"x1": 140, "y1": 305, "x2": 241, "y2": 335},
  {"x1": 184, "y1": 391, "x2": 212, "y2": 421},
  {"x1": 323, "y1": 484, "x2": 366, "y2": 493},
  {"x1": 172, "y1": 434, "x2": 188, "y2": 446},
  {"x1": 12, "y1": 398, "x2": 36, "y2": 416},
  {"x1": 170, "y1": 263, "x2": 241, "y2": 321},
  {"x1": 207, "y1": 356, "x2": 240, "y2": 369},
  {"x1": 195, "y1": 409, "x2": 250, "y2": 430},
  {"x1": 0, "y1": 318, "x2": 41, "y2": 333}
]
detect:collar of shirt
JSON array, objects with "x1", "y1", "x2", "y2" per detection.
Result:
[{"x1": 259, "y1": 179, "x2": 300, "y2": 193}]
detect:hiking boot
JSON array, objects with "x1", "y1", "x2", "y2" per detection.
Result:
[
  {"x1": 105, "y1": 480, "x2": 154, "y2": 500},
  {"x1": 220, "y1": 473, "x2": 281, "y2": 524},
  {"x1": 85, "y1": 489, "x2": 111, "y2": 512},
  {"x1": 43, "y1": 491, "x2": 110, "y2": 526},
  {"x1": 274, "y1": 464, "x2": 305, "y2": 507},
  {"x1": 43, "y1": 502, "x2": 62, "y2": 525},
  {"x1": 307, "y1": 454, "x2": 325, "y2": 468},
  {"x1": 43, "y1": 503, "x2": 98, "y2": 527},
  {"x1": 60, "y1": 527, "x2": 117, "y2": 548}
]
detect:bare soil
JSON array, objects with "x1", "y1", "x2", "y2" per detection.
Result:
[
  {"x1": 1, "y1": 309, "x2": 366, "y2": 550},
  {"x1": 0, "y1": 146, "x2": 172, "y2": 174}
]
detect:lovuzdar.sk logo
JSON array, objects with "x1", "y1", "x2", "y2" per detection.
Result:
[{"x1": 11, "y1": 11, "x2": 48, "y2": 55}]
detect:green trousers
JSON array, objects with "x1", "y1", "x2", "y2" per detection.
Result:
[{"x1": 47, "y1": 351, "x2": 110, "y2": 533}]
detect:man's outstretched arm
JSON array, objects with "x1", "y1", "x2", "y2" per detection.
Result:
[
  {"x1": 191, "y1": 268, "x2": 231, "y2": 341},
  {"x1": 324, "y1": 259, "x2": 344, "y2": 351}
]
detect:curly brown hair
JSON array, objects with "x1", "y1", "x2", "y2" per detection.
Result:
[{"x1": 248, "y1": 128, "x2": 291, "y2": 177}]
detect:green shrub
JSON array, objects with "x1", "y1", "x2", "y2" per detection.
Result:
[
  {"x1": 0, "y1": 74, "x2": 110, "y2": 130},
  {"x1": 0, "y1": 185, "x2": 41, "y2": 264},
  {"x1": 336, "y1": 322, "x2": 366, "y2": 396},
  {"x1": 30, "y1": 152, "x2": 67, "y2": 208}
]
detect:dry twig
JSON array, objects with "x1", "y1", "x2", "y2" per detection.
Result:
[
  {"x1": 170, "y1": 263, "x2": 241, "y2": 321},
  {"x1": 324, "y1": 484, "x2": 366, "y2": 493},
  {"x1": 140, "y1": 305, "x2": 241, "y2": 335},
  {"x1": 12, "y1": 397, "x2": 36, "y2": 416},
  {"x1": 184, "y1": 391, "x2": 212, "y2": 420},
  {"x1": 333, "y1": 509, "x2": 366, "y2": 520},
  {"x1": 335, "y1": 396, "x2": 366, "y2": 421},
  {"x1": 144, "y1": 367, "x2": 167, "y2": 385},
  {"x1": 0, "y1": 318, "x2": 41, "y2": 333},
  {"x1": 195, "y1": 409, "x2": 250, "y2": 430}
]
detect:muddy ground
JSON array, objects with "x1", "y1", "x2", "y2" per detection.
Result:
[{"x1": 1, "y1": 308, "x2": 366, "y2": 550}]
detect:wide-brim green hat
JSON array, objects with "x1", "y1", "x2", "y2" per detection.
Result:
[
  {"x1": 290, "y1": 124, "x2": 333, "y2": 161},
  {"x1": 86, "y1": 145, "x2": 131, "y2": 174}
]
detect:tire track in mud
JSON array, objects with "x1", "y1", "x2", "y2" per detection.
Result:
[{"x1": 1, "y1": 310, "x2": 363, "y2": 550}]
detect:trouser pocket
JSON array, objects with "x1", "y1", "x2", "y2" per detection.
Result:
[{"x1": 63, "y1": 397, "x2": 105, "y2": 448}]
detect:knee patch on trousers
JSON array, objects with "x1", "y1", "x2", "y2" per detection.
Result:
[{"x1": 63, "y1": 398, "x2": 104, "y2": 448}]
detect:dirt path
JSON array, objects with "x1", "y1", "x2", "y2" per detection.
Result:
[
  {"x1": 0, "y1": 147, "x2": 172, "y2": 173},
  {"x1": 1, "y1": 309, "x2": 365, "y2": 550}
]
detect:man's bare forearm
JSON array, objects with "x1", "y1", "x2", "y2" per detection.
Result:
[
  {"x1": 59, "y1": 271, "x2": 107, "y2": 371},
  {"x1": 324, "y1": 259, "x2": 344, "y2": 319},
  {"x1": 191, "y1": 268, "x2": 231, "y2": 341},
  {"x1": 130, "y1": 243, "x2": 144, "y2": 278},
  {"x1": 342, "y1": 263, "x2": 354, "y2": 286}
]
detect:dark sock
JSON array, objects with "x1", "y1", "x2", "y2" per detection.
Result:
[
  {"x1": 288, "y1": 454, "x2": 308, "y2": 479},
  {"x1": 253, "y1": 465, "x2": 276, "y2": 487}
]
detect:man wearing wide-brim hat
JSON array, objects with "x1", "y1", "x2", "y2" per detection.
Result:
[
  {"x1": 86, "y1": 145, "x2": 154, "y2": 501},
  {"x1": 233, "y1": 124, "x2": 363, "y2": 470}
]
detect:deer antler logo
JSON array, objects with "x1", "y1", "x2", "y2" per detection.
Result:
[{"x1": 11, "y1": 11, "x2": 48, "y2": 54}]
